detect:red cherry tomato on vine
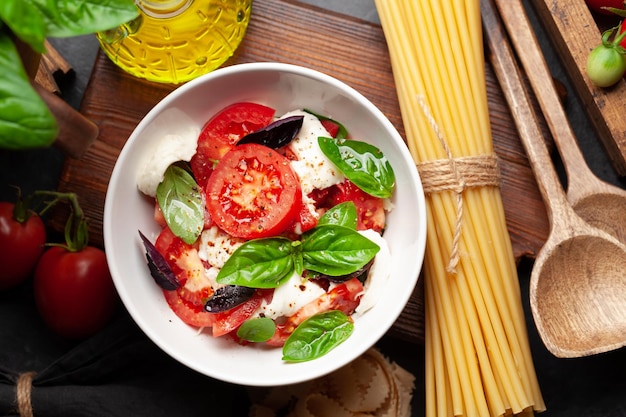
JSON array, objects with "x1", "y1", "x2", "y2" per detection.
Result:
[
  {"x1": 33, "y1": 246, "x2": 118, "y2": 339},
  {"x1": 584, "y1": 0, "x2": 625, "y2": 15},
  {"x1": 0, "y1": 201, "x2": 46, "y2": 290}
]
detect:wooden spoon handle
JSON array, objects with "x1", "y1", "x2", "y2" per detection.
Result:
[
  {"x1": 481, "y1": 0, "x2": 573, "y2": 228},
  {"x1": 492, "y1": 0, "x2": 594, "y2": 188}
]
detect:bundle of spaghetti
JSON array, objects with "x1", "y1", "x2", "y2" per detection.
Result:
[{"x1": 374, "y1": 1, "x2": 546, "y2": 416}]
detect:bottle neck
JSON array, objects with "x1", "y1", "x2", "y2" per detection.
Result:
[{"x1": 136, "y1": 0, "x2": 193, "y2": 18}]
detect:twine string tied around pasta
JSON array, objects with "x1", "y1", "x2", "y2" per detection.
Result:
[{"x1": 415, "y1": 95, "x2": 501, "y2": 274}]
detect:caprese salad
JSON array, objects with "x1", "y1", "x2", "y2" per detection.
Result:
[{"x1": 137, "y1": 102, "x2": 396, "y2": 362}]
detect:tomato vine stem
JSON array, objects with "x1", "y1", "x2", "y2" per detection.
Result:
[{"x1": 30, "y1": 190, "x2": 89, "y2": 252}]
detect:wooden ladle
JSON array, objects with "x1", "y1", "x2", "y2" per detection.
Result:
[
  {"x1": 494, "y1": 0, "x2": 626, "y2": 246},
  {"x1": 482, "y1": 0, "x2": 626, "y2": 358}
]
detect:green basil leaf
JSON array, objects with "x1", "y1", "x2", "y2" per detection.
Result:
[
  {"x1": 217, "y1": 238, "x2": 297, "y2": 288},
  {"x1": 0, "y1": 2, "x2": 46, "y2": 52},
  {"x1": 156, "y1": 165, "x2": 204, "y2": 245},
  {"x1": 237, "y1": 317, "x2": 276, "y2": 342},
  {"x1": 317, "y1": 201, "x2": 357, "y2": 229},
  {"x1": 0, "y1": 0, "x2": 139, "y2": 53},
  {"x1": 39, "y1": 0, "x2": 140, "y2": 38},
  {"x1": 302, "y1": 225, "x2": 379, "y2": 276},
  {"x1": 303, "y1": 108, "x2": 348, "y2": 139},
  {"x1": 0, "y1": 33, "x2": 58, "y2": 150},
  {"x1": 318, "y1": 137, "x2": 395, "y2": 199},
  {"x1": 282, "y1": 310, "x2": 354, "y2": 362}
]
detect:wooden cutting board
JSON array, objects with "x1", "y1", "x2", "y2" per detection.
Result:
[
  {"x1": 51, "y1": 0, "x2": 550, "y2": 344},
  {"x1": 530, "y1": 0, "x2": 626, "y2": 176}
]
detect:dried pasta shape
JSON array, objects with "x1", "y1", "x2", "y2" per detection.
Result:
[{"x1": 248, "y1": 348, "x2": 415, "y2": 417}]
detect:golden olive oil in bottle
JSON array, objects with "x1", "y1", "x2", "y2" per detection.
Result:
[{"x1": 97, "y1": 0, "x2": 252, "y2": 84}]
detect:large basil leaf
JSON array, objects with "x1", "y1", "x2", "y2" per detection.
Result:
[
  {"x1": 301, "y1": 225, "x2": 379, "y2": 276},
  {"x1": 0, "y1": 0, "x2": 139, "y2": 53},
  {"x1": 156, "y1": 165, "x2": 204, "y2": 245},
  {"x1": 0, "y1": 3, "x2": 46, "y2": 52},
  {"x1": 0, "y1": 33, "x2": 58, "y2": 150},
  {"x1": 317, "y1": 201, "x2": 357, "y2": 229},
  {"x1": 282, "y1": 310, "x2": 354, "y2": 362},
  {"x1": 216, "y1": 238, "x2": 297, "y2": 288},
  {"x1": 319, "y1": 137, "x2": 395, "y2": 199}
]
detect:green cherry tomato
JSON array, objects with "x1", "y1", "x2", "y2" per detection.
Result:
[
  {"x1": 587, "y1": 44, "x2": 626, "y2": 87},
  {"x1": 586, "y1": 26, "x2": 626, "y2": 88}
]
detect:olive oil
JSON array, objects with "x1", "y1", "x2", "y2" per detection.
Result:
[{"x1": 97, "y1": 0, "x2": 252, "y2": 84}]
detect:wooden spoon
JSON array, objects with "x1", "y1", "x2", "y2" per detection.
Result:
[
  {"x1": 494, "y1": 0, "x2": 626, "y2": 245},
  {"x1": 482, "y1": 0, "x2": 626, "y2": 358}
]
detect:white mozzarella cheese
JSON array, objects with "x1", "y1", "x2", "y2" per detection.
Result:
[
  {"x1": 283, "y1": 110, "x2": 345, "y2": 195},
  {"x1": 198, "y1": 226, "x2": 244, "y2": 269},
  {"x1": 354, "y1": 229, "x2": 392, "y2": 316},
  {"x1": 254, "y1": 271, "x2": 326, "y2": 319}
]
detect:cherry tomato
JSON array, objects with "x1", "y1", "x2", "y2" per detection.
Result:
[
  {"x1": 585, "y1": 0, "x2": 625, "y2": 15},
  {"x1": 325, "y1": 180, "x2": 386, "y2": 232},
  {"x1": 205, "y1": 143, "x2": 303, "y2": 239},
  {"x1": 0, "y1": 201, "x2": 46, "y2": 290},
  {"x1": 33, "y1": 246, "x2": 117, "y2": 339},
  {"x1": 586, "y1": 34, "x2": 626, "y2": 87},
  {"x1": 266, "y1": 278, "x2": 364, "y2": 346},
  {"x1": 155, "y1": 227, "x2": 216, "y2": 327},
  {"x1": 190, "y1": 102, "x2": 276, "y2": 188}
]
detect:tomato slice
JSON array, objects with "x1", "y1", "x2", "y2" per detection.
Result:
[
  {"x1": 210, "y1": 290, "x2": 268, "y2": 337},
  {"x1": 205, "y1": 143, "x2": 303, "y2": 239},
  {"x1": 326, "y1": 180, "x2": 386, "y2": 232},
  {"x1": 190, "y1": 102, "x2": 276, "y2": 189},
  {"x1": 295, "y1": 202, "x2": 318, "y2": 233},
  {"x1": 163, "y1": 289, "x2": 216, "y2": 328},
  {"x1": 155, "y1": 227, "x2": 216, "y2": 327},
  {"x1": 266, "y1": 278, "x2": 364, "y2": 346}
]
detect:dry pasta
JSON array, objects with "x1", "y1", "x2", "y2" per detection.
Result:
[{"x1": 374, "y1": 0, "x2": 546, "y2": 416}]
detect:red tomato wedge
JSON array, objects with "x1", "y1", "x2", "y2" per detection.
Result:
[
  {"x1": 210, "y1": 290, "x2": 267, "y2": 337},
  {"x1": 205, "y1": 143, "x2": 303, "y2": 239},
  {"x1": 327, "y1": 180, "x2": 386, "y2": 232},
  {"x1": 320, "y1": 119, "x2": 341, "y2": 138},
  {"x1": 155, "y1": 227, "x2": 216, "y2": 327},
  {"x1": 163, "y1": 289, "x2": 215, "y2": 328},
  {"x1": 190, "y1": 102, "x2": 276, "y2": 188}
]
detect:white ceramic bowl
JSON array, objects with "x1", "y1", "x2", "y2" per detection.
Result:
[{"x1": 104, "y1": 62, "x2": 426, "y2": 386}]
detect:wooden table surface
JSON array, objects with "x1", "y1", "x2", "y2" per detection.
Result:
[{"x1": 51, "y1": 0, "x2": 550, "y2": 344}]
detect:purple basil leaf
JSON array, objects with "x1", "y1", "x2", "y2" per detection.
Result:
[
  {"x1": 138, "y1": 230, "x2": 181, "y2": 291},
  {"x1": 205, "y1": 285, "x2": 255, "y2": 313},
  {"x1": 237, "y1": 115, "x2": 304, "y2": 149},
  {"x1": 311, "y1": 258, "x2": 374, "y2": 284}
]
